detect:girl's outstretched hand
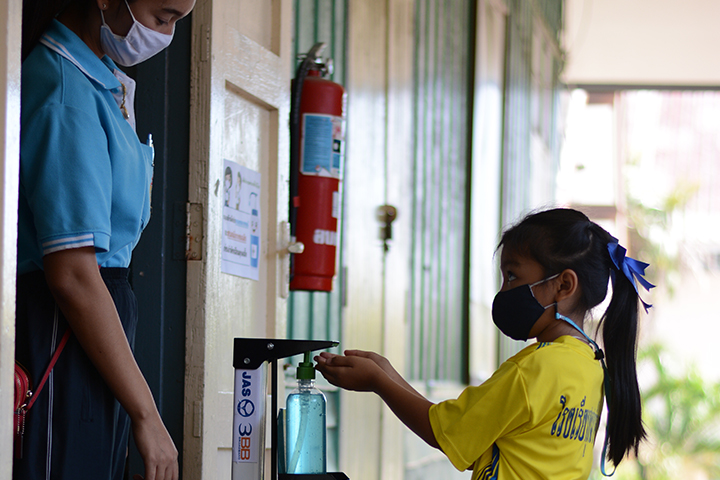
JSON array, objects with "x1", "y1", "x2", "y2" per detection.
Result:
[
  {"x1": 344, "y1": 350, "x2": 395, "y2": 375},
  {"x1": 316, "y1": 350, "x2": 440, "y2": 449},
  {"x1": 315, "y1": 351, "x2": 387, "y2": 393},
  {"x1": 344, "y1": 349, "x2": 425, "y2": 400}
]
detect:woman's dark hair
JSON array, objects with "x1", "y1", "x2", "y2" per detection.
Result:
[
  {"x1": 499, "y1": 207, "x2": 646, "y2": 467},
  {"x1": 21, "y1": 0, "x2": 92, "y2": 62}
]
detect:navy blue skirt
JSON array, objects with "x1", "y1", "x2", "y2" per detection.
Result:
[{"x1": 14, "y1": 268, "x2": 137, "y2": 480}]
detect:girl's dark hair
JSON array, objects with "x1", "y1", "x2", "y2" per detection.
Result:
[{"x1": 499, "y1": 207, "x2": 646, "y2": 467}]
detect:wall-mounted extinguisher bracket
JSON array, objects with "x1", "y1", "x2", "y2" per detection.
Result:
[{"x1": 289, "y1": 43, "x2": 346, "y2": 292}]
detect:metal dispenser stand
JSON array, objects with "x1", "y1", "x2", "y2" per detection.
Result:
[{"x1": 233, "y1": 338, "x2": 349, "y2": 480}]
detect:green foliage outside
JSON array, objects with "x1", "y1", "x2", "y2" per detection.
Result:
[
  {"x1": 635, "y1": 344, "x2": 720, "y2": 479},
  {"x1": 625, "y1": 178, "x2": 700, "y2": 295},
  {"x1": 589, "y1": 182, "x2": 720, "y2": 479},
  {"x1": 590, "y1": 345, "x2": 720, "y2": 479}
]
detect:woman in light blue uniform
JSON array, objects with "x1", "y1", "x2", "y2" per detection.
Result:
[{"x1": 17, "y1": 0, "x2": 193, "y2": 478}]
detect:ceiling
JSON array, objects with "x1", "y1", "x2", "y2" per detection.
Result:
[{"x1": 562, "y1": 0, "x2": 720, "y2": 89}]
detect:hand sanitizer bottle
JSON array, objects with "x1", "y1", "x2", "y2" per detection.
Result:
[{"x1": 285, "y1": 351, "x2": 327, "y2": 474}]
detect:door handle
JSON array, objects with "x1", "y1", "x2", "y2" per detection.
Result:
[
  {"x1": 279, "y1": 221, "x2": 305, "y2": 298},
  {"x1": 376, "y1": 205, "x2": 398, "y2": 253}
]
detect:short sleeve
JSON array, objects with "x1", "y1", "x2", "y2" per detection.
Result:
[
  {"x1": 429, "y1": 361, "x2": 531, "y2": 471},
  {"x1": 21, "y1": 103, "x2": 112, "y2": 255}
]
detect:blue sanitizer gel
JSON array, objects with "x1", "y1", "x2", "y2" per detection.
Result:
[{"x1": 286, "y1": 352, "x2": 327, "y2": 474}]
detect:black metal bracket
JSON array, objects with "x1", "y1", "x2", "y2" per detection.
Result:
[
  {"x1": 233, "y1": 338, "x2": 338, "y2": 370},
  {"x1": 233, "y1": 338, "x2": 341, "y2": 480}
]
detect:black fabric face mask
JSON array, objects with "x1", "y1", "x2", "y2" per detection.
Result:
[{"x1": 491, "y1": 275, "x2": 558, "y2": 341}]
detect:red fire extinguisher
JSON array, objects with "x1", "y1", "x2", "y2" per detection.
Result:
[{"x1": 289, "y1": 43, "x2": 346, "y2": 292}]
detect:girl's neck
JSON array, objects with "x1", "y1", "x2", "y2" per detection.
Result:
[
  {"x1": 535, "y1": 316, "x2": 586, "y2": 344},
  {"x1": 57, "y1": 3, "x2": 105, "y2": 59}
]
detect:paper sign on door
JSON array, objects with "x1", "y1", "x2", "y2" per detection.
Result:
[{"x1": 221, "y1": 160, "x2": 261, "y2": 280}]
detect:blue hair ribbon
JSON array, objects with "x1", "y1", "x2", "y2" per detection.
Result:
[{"x1": 607, "y1": 241, "x2": 655, "y2": 313}]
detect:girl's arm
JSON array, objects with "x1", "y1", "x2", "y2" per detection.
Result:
[
  {"x1": 43, "y1": 247, "x2": 178, "y2": 480},
  {"x1": 315, "y1": 352, "x2": 440, "y2": 449}
]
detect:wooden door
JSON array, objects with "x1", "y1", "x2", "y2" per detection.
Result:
[{"x1": 183, "y1": 1, "x2": 292, "y2": 478}]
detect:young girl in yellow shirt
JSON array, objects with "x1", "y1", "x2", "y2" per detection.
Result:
[{"x1": 316, "y1": 208, "x2": 652, "y2": 479}]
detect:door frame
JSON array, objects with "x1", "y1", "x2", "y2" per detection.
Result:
[{"x1": 0, "y1": 0, "x2": 21, "y2": 475}]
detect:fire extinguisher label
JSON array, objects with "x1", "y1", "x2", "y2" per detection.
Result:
[
  {"x1": 313, "y1": 229, "x2": 338, "y2": 246},
  {"x1": 301, "y1": 113, "x2": 345, "y2": 179}
]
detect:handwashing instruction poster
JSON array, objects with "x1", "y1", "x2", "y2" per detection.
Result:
[{"x1": 221, "y1": 160, "x2": 261, "y2": 280}]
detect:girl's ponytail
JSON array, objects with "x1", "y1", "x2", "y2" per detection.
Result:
[{"x1": 601, "y1": 266, "x2": 645, "y2": 466}]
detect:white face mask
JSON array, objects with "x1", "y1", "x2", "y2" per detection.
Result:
[{"x1": 100, "y1": 0, "x2": 174, "y2": 67}]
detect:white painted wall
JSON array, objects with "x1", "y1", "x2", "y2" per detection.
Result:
[
  {"x1": 563, "y1": 0, "x2": 720, "y2": 87},
  {"x1": 340, "y1": 2, "x2": 391, "y2": 478}
]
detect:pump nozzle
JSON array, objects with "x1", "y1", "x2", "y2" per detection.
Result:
[{"x1": 296, "y1": 351, "x2": 316, "y2": 380}]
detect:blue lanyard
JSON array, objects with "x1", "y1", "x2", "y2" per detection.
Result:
[{"x1": 556, "y1": 313, "x2": 615, "y2": 476}]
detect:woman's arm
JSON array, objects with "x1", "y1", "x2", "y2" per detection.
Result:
[
  {"x1": 315, "y1": 351, "x2": 440, "y2": 449},
  {"x1": 43, "y1": 247, "x2": 178, "y2": 480}
]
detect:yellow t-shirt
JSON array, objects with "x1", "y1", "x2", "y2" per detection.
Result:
[{"x1": 429, "y1": 336, "x2": 604, "y2": 480}]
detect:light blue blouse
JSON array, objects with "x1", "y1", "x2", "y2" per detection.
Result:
[{"x1": 19, "y1": 20, "x2": 154, "y2": 274}]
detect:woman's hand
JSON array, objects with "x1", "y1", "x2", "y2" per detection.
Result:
[
  {"x1": 131, "y1": 413, "x2": 179, "y2": 480},
  {"x1": 315, "y1": 351, "x2": 387, "y2": 392}
]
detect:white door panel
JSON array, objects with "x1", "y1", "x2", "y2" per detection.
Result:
[
  {"x1": 185, "y1": 1, "x2": 291, "y2": 478},
  {"x1": 341, "y1": 1, "x2": 415, "y2": 478},
  {"x1": 341, "y1": 1, "x2": 387, "y2": 476}
]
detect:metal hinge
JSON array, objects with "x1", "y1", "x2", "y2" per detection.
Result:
[
  {"x1": 193, "y1": 400, "x2": 202, "y2": 437},
  {"x1": 186, "y1": 202, "x2": 203, "y2": 260}
]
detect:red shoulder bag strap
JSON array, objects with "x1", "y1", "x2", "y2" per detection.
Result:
[{"x1": 26, "y1": 329, "x2": 71, "y2": 411}]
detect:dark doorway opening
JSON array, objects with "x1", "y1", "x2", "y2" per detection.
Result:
[{"x1": 126, "y1": 15, "x2": 191, "y2": 479}]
